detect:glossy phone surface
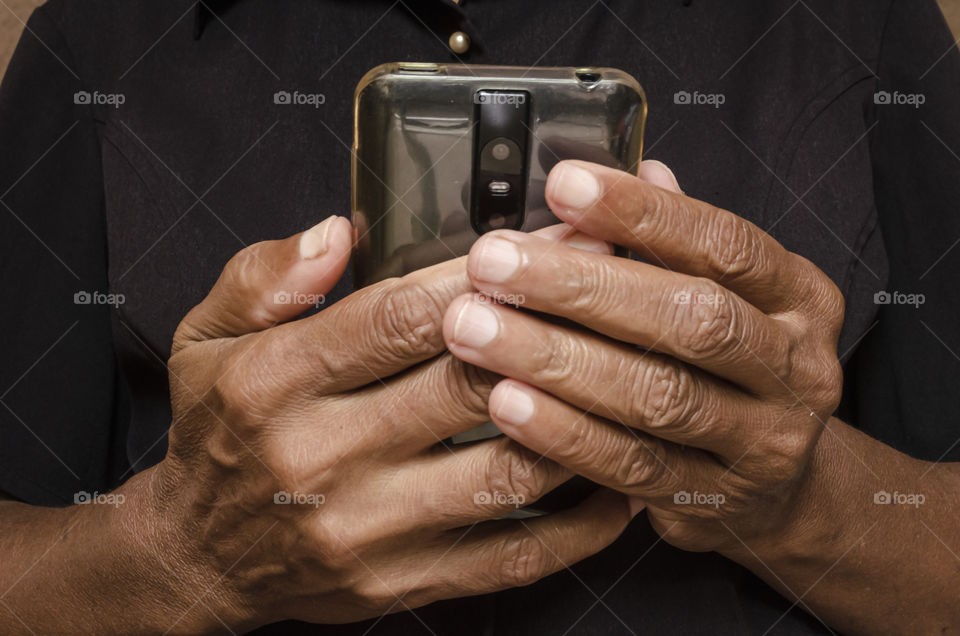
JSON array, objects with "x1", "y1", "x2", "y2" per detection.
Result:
[
  {"x1": 352, "y1": 63, "x2": 646, "y2": 513},
  {"x1": 352, "y1": 63, "x2": 646, "y2": 286}
]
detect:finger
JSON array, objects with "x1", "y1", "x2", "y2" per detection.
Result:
[
  {"x1": 272, "y1": 225, "x2": 613, "y2": 395},
  {"x1": 408, "y1": 437, "x2": 572, "y2": 531},
  {"x1": 462, "y1": 232, "x2": 794, "y2": 394},
  {"x1": 337, "y1": 353, "x2": 497, "y2": 451},
  {"x1": 488, "y1": 379, "x2": 727, "y2": 501},
  {"x1": 442, "y1": 294, "x2": 773, "y2": 459},
  {"x1": 527, "y1": 222, "x2": 615, "y2": 255},
  {"x1": 173, "y1": 215, "x2": 353, "y2": 352},
  {"x1": 363, "y1": 207, "x2": 613, "y2": 282},
  {"x1": 399, "y1": 488, "x2": 632, "y2": 604},
  {"x1": 317, "y1": 436, "x2": 571, "y2": 538},
  {"x1": 545, "y1": 160, "x2": 812, "y2": 312},
  {"x1": 637, "y1": 159, "x2": 682, "y2": 193}
]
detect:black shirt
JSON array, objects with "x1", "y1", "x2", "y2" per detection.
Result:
[{"x1": 2, "y1": 0, "x2": 959, "y2": 633}]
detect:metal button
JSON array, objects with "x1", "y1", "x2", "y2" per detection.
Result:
[{"x1": 449, "y1": 31, "x2": 470, "y2": 54}]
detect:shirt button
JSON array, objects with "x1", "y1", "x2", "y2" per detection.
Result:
[{"x1": 449, "y1": 30, "x2": 470, "y2": 54}]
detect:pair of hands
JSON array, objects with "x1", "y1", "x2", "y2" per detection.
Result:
[{"x1": 155, "y1": 159, "x2": 844, "y2": 631}]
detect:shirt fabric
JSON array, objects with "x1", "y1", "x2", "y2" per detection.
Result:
[{"x1": 1, "y1": 0, "x2": 959, "y2": 633}]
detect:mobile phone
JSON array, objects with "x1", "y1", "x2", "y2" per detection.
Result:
[{"x1": 351, "y1": 63, "x2": 646, "y2": 512}]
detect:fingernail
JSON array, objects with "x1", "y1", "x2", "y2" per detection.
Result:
[
  {"x1": 300, "y1": 216, "x2": 338, "y2": 259},
  {"x1": 550, "y1": 163, "x2": 600, "y2": 211},
  {"x1": 564, "y1": 233, "x2": 613, "y2": 255},
  {"x1": 452, "y1": 301, "x2": 500, "y2": 348},
  {"x1": 472, "y1": 236, "x2": 523, "y2": 283},
  {"x1": 494, "y1": 383, "x2": 536, "y2": 426},
  {"x1": 643, "y1": 160, "x2": 682, "y2": 193}
]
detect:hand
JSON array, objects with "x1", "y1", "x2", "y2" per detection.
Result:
[
  {"x1": 153, "y1": 216, "x2": 631, "y2": 632},
  {"x1": 442, "y1": 159, "x2": 845, "y2": 556}
]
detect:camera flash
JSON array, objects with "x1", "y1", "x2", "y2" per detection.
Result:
[{"x1": 488, "y1": 181, "x2": 511, "y2": 195}]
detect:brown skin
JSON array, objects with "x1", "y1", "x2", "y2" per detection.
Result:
[
  {"x1": 0, "y1": 218, "x2": 632, "y2": 634},
  {"x1": 444, "y1": 160, "x2": 960, "y2": 635}
]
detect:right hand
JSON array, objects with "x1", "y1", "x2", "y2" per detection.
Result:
[{"x1": 149, "y1": 216, "x2": 632, "y2": 632}]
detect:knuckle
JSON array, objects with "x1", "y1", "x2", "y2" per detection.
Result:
[
  {"x1": 763, "y1": 427, "x2": 819, "y2": 483},
  {"x1": 308, "y1": 517, "x2": 389, "y2": 587},
  {"x1": 558, "y1": 260, "x2": 624, "y2": 319},
  {"x1": 230, "y1": 335, "x2": 306, "y2": 411},
  {"x1": 754, "y1": 322, "x2": 796, "y2": 387},
  {"x1": 614, "y1": 439, "x2": 669, "y2": 492},
  {"x1": 528, "y1": 330, "x2": 579, "y2": 386},
  {"x1": 706, "y1": 211, "x2": 761, "y2": 279},
  {"x1": 822, "y1": 359, "x2": 844, "y2": 407},
  {"x1": 549, "y1": 411, "x2": 630, "y2": 478},
  {"x1": 554, "y1": 259, "x2": 601, "y2": 310},
  {"x1": 816, "y1": 273, "x2": 846, "y2": 328},
  {"x1": 671, "y1": 281, "x2": 738, "y2": 358},
  {"x1": 447, "y1": 357, "x2": 494, "y2": 419},
  {"x1": 171, "y1": 240, "x2": 276, "y2": 354},
  {"x1": 794, "y1": 255, "x2": 846, "y2": 327},
  {"x1": 486, "y1": 441, "x2": 546, "y2": 502},
  {"x1": 549, "y1": 411, "x2": 596, "y2": 464},
  {"x1": 225, "y1": 244, "x2": 278, "y2": 320},
  {"x1": 309, "y1": 523, "x2": 357, "y2": 573},
  {"x1": 375, "y1": 279, "x2": 446, "y2": 360},
  {"x1": 223, "y1": 242, "x2": 262, "y2": 288},
  {"x1": 783, "y1": 340, "x2": 842, "y2": 411},
  {"x1": 262, "y1": 323, "x2": 338, "y2": 387},
  {"x1": 631, "y1": 361, "x2": 695, "y2": 432},
  {"x1": 210, "y1": 359, "x2": 267, "y2": 425},
  {"x1": 631, "y1": 185, "x2": 679, "y2": 240},
  {"x1": 350, "y1": 579, "x2": 397, "y2": 613},
  {"x1": 496, "y1": 534, "x2": 550, "y2": 588},
  {"x1": 827, "y1": 285, "x2": 846, "y2": 326},
  {"x1": 806, "y1": 355, "x2": 844, "y2": 411},
  {"x1": 171, "y1": 316, "x2": 203, "y2": 356},
  {"x1": 262, "y1": 436, "x2": 323, "y2": 493}
]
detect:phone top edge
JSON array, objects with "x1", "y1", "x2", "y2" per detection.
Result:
[{"x1": 354, "y1": 63, "x2": 646, "y2": 104}]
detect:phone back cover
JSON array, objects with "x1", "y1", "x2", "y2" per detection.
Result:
[{"x1": 353, "y1": 63, "x2": 646, "y2": 286}]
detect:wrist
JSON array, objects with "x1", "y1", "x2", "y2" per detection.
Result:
[
  {"x1": 82, "y1": 468, "x2": 223, "y2": 635},
  {"x1": 0, "y1": 467, "x2": 236, "y2": 635},
  {"x1": 721, "y1": 419, "x2": 860, "y2": 572},
  {"x1": 718, "y1": 418, "x2": 959, "y2": 634},
  {"x1": 136, "y1": 460, "x2": 257, "y2": 634}
]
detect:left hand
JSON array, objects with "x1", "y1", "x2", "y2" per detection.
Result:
[{"x1": 442, "y1": 159, "x2": 846, "y2": 554}]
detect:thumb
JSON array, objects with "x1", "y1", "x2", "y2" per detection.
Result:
[{"x1": 173, "y1": 215, "x2": 353, "y2": 352}]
